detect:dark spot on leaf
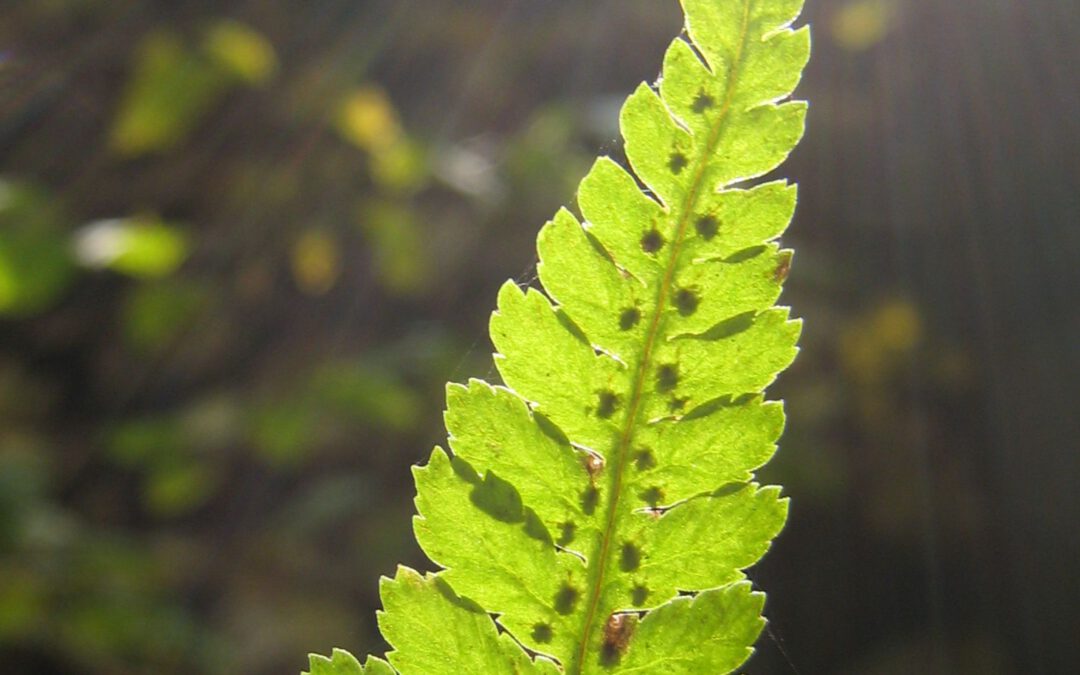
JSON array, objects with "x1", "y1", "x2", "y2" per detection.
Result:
[
  {"x1": 532, "y1": 623, "x2": 553, "y2": 644},
  {"x1": 692, "y1": 91, "x2": 716, "y2": 113},
  {"x1": 596, "y1": 390, "x2": 620, "y2": 419},
  {"x1": 558, "y1": 521, "x2": 576, "y2": 546},
  {"x1": 619, "y1": 307, "x2": 641, "y2": 331},
  {"x1": 601, "y1": 644, "x2": 621, "y2": 667},
  {"x1": 668, "y1": 152, "x2": 688, "y2": 174},
  {"x1": 631, "y1": 584, "x2": 649, "y2": 607},
  {"x1": 469, "y1": 471, "x2": 523, "y2": 523},
  {"x1": 620, "y1": 542, "x2": 642, "y2": 572},
  {"x1": 633, "y1": 449, "x2": 657, "y2": 471},
  {"x1": 582, "y1": 485, "x2": 600, "y2": 515},
  {"x1": 640, "y1": 229, "x2": 665, "y2": 254},
  {"x1": 640, "y1": 486, "x2": 664, "y2": 507},
  {"x1": 601, "y1": 613, "x2": 636, "y2": 666},
  {"x1": 695, "y1": 215, "x2": 719, "y2": 240},
  {"x1": 657, "y1": 364, "x2": 678, "y2": 392},
  {"x1": 668, "y1": 396, "x2": 689, "y2": 412},
  {"x1": 674, "y1": 288, "x2": 699, "y2": 316},
  {"x1": 554, "y1": 583, "x2": 580, "y2": 615}
]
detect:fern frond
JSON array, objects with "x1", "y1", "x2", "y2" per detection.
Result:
[{"x1": 308, "y1": 0, "x2": 809, "y2": 672}]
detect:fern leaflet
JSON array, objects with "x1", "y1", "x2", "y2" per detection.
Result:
[{"x1": 306, "y1": 0, "x2": 809, "y2": 672}]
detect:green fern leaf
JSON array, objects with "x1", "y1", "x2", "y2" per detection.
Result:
[{"x1": 308, "y1": 0, "x2": 809, "y2": 671}]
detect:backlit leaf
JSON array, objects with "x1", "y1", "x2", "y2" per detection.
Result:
[{"x1": 310, "y1": 0, "x2": 810, "y2": 672}]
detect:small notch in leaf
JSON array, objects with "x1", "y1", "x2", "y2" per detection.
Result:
[
  {"x1": 674, "y1": 288, "x2": 699, "y2": 316},
  {"x1": 695, "y1": 215, "x2": 719, "y2": 240},
  {"x1": 619, "y1": 307, "x2": 641, "y2": 331},
  {"x1": 640, "y1": 229, "x2": 665, "y2": 254}
]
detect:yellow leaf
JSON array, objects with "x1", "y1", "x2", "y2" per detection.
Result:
[
  {"x1": 336, "y1": 86, "x2": 402, "y2": 153},
  {"x1": 831, "y1": 0, "x2": 893, "y2": 52},
  {"x1": 203, "y1": 20, "x2": 277, "y2": 84},
  {"x1": 291, "y1": 230, "x2": 342, "y2": 295}
]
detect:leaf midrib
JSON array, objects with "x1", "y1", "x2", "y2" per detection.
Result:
[{"x1": 570, "y1": 1, "x2": 756, "y2": 672}]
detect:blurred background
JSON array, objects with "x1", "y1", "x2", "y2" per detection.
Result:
[{"x1": 1, "y1": 0, "x2": 1077, "y2": 673}]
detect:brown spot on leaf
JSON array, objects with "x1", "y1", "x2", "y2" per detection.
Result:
[
  {"x1": 633, "y1": 448, "x2": 657, "y2": 471},
  {"x1": 601, "y1": 613, "x2": 637, "y2": 665},
  {"x1": 668, "y1": 152, "x2": 689, "y2": 174},
  {"x1": 692, "y1": 91, "x2": 716, "y2": 113},
  {"x1": 657, "y1": 364, "x2": 678, "y2": 392},
  {"x1": 774, "y1": 251, "x2": 793, "y2": 283},
  {"x1": 619, "y1": 307, "x2": 641, "y2": 331},
  {"x1": 695, "y1": 215, "x2": 719, "y2": 240},
  {"x1": 596, "y1": 390, "x2": 620, "y2": 419},
  {"x1": 640, "y1": 229, "x2": 665, "y2": 254},
  {"x1": 674, "y1": 288, "x2": 699, "y2": 316}
]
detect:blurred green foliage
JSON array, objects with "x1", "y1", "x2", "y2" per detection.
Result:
[
  {"x1": 111, "y1": 21, "x2": 276, "y2": 156},
  {"x1": 0, "y1": 181, "x2": 75, "y2": 316},
  {"x1": 74, "y1": 215, "x2": 190, "y2": 278}
]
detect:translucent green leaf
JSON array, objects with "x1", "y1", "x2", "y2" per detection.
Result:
[
  {"x1": 73, "y1": 216, "x2": 190, "y2": 279},
  {"x1": 377, "y1": 567, "x2": 559, "y2": 674},
  {"x1": 109, "y1": 31, "x2": 228, "y2": 156},
  {"x1": 618, "y1": 583, "x2": 766, "y2": 673},
  {"x1": 304, "y1": 648, "x2": 365, "y2": 675},
  {"x1": 0, "y1": 180, "x2": 75, "y2": 316},
  {"x1": 203, "y1": 20, "x2": 277, "y2": 84},
  {"x1": 110, "y1": 23, "x2": 276, "y2": 156},
  {"x1": 122, "y1": 281, "x2": 208, "y2": 351},
  {"x1": 360, "y1": 201, "x2": 431, "y2": 296},
  {"x1": 316, "y1": 0, "x2": 810, "y2": 672},
  {"x1": 304, "y1": 649, "x2": 397, "y2": 675}
]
